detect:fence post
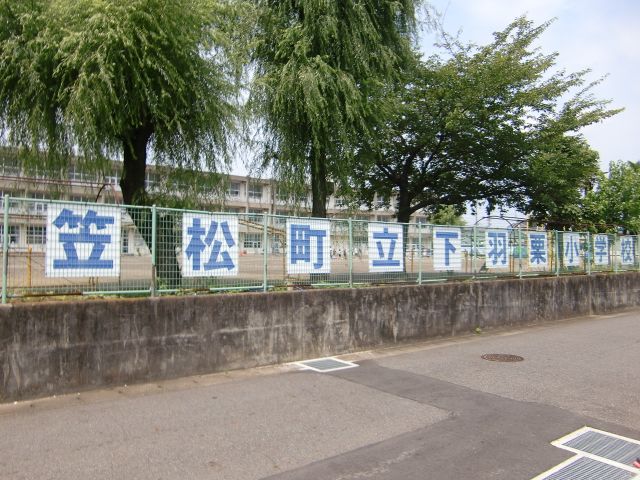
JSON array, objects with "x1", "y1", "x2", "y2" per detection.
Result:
[
  {"x1": 150, "y1": 204, "x2": 157, "y2": 297},
  {"x1": 472, "y1": 225, "x2": 477, "y2": 275},
  {"x1": 263, "y1": 214, "x2": 268, "y2": 292},
  {"x1": 517, "y1": 228, "x2": 523, "y2": 279},
  {"x1": 585, "y1": 232, "x2": 591, "y2": 275},
  {"x1": 2, "y1": 195, "x2": 9, "y2": 304},
  {"x1": 553, "y1": 230, "x2": 560, "y2": 277},
  {"x1": 613, "y1": 234, "x2": 619, "y2": 273},
  {"x1": 348, "y1": 218, "x2": 353, "y2": 288},
  {"x1": 417, "y1": 223, "x2": 423, "y2": 285}
]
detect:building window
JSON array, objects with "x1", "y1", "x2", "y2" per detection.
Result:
[
  {"x1": 0, "y1": 193, "x2": 20, "y2": 211},
  {"x1": 277, "y1": 191, "x2": 308, "y2": 205},
  {"x1": 29, "y1": 167, "x2": 46, "y2": 179},
  {"x1": 121, "y1": 230, "x2": 129, "y2": 254},
  {"x1": 68, "y1": 165, "x2": 84, "y2": 182},
  {"x1": 243, "y1": 233, "x2": 262, "y2": 249},
  {"x1": 145, "y1": 171, "x2": 157, "y2": 189},
  {"x1": 1, "y1": 162, "x2": 20, "y2": 177},
  {"x1": 228, "y1": 182, "x2": 241, "y2": 198},
  {"x1": 247, "y1": 208, "x2": 265, "y2": 223},
  {"x1": 248, "y1": 183, "x2": 263, "y2": 200},
  {"x1": 28, "y1": 192, "x2": 47, "y2": 213},
  {"x1": 27, "y1": 226, "x2": 45, "y2": 245},
  {"x1": 334, "y1": 197, "x2": 345, "y2": 208},
  {"x1": 70, "y1": 195, "x2": 92, "y2": 203},
  {"x1": 0, "y1": 225, "x2": 19, "y2": 244},
  {"x1": 274, "y1": 210, "x2": 288, "y2": 225},
  {"x1": 105, "y1": 169, "x2": 120, "y2": 185}
]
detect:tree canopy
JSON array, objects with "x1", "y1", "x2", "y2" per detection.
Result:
[
  {"x1": 347, "y1": 17, "x2": 621, "y2": 224},
  {"x1": 516, "y1": 134, "x2": 600, "y2": 229},
  {"x1": 582, "y1": 161, "x2": 640, "y2": 234},
  {"x1": 0, "y1": 0, "x2": 244, "y2": 205},
  {"x1": 250, "y1": 0, "x2": 419, "y2": 217}
]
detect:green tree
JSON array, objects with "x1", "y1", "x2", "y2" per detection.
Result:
[
  {"x1": 427, "y1": 205, "x2": 465, "y2": 226},
  {"x1": 348, "y1": 17, "x2": 620, "y2": 224},
  {"x1": 583, "y1": 161, "x2": 640, "y2": 234},
  {"x1": 0, "y1": 0, "x2": 247, "y2": 287},
  {"x1": 0, "y1": 0, "x2": 244, "y2": 205},
  {"x1": 518, "y1": 134, "x2": 600, "y2": 229},
  {"x1": 251, "y1": 0, "x2": 418, "y2": 218}
]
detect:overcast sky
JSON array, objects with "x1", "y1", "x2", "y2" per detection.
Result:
[{"x1": 421, "y1": 0, "x2": 640, "y2": 170}]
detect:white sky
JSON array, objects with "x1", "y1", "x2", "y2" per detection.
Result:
[{"x1": 421, "y1": 0, "x2": 640, "y2": 170}]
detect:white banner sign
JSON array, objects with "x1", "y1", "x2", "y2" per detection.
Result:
[
  {"x1": 528, "y1": 232, "x2": 548, "y2": 269},
  {"x1": 287, "y1": 219, "x2": 331, "y2": 274},
  {"x1": 563, "y1": 233, "x2": 581, "y2": 267},
  {"x1": 485, "y1": 230, "x2": 509, "y2": 268},
  {"x1": 433, "y1": 227, "x2": 461, "y2": 271},
  {"x1": 368, "y1": 223, "x2": 404, "y2": 272},
  {"x1": 592, "y1": 234, "x2": 609, "y2": 266},
  {"x1": 46, "y1": 203, "x2": 121, "y2": 277},
  {"x1": 182, "y1": 213, "x2": 239, "y2": 277},
  {"x1": 620, "y1": 236, "x2": 636, "y2": 265}
]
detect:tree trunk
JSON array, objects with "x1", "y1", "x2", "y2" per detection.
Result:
[
  {"x1": 120, "y1": 125, "x2": 153, "y2": 205},
  {"x1": 120, "y1": 125, "x2": 181, "y2": 289},
  {"x1": 310, "y1": 148, "x2": 328, "y2": 218},
  {"x1": 395, "y1": 185, "x2": 413, "y2": 224},
  {"x1": 396, "y1": 185, "x2": 413, "y2": 274}
]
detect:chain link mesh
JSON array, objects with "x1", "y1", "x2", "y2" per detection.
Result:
[{"x1": 1, "y1": 196, "x2": 637, "y2": 301}]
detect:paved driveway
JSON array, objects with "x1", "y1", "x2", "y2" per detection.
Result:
[{"x1": 1, "y1": 310, "x2": 639, "y2": 479}]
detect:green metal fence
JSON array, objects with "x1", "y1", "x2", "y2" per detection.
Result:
[{"x1": 1, "y1": 195, "x2": 638, "y2": 302}]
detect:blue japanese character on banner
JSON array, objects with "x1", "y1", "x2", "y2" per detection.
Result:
[
  {"x1": 182, "y1": 214, "x2": 238, "y2": 277},
  {"x1": 433, "y1": 228, "x2": 461, "y2": 271},
  {"x1": 437, "y1": 232, "x2": 457, "y2": 266},
  {"x1": 287, "y1": 220, "x2": 331, "y2": 274},
  {"x1": 52, "y1": 209, "x2": 115, "y2": 269},
  {"x1": 620, "y1": 236, "x2": 635, "y2": 265},
  {"x1": 185, "y1": 218, "x2": 235, "y2": 271},
  {"x1": 185, "y1": 217, "x2": 206, "y2": 270},
  {"x1": 593, "y1": 235, "x2": 609, "y2": 265},
  {"x1": 529, "y1": 233, "x2": 547, "y2": 267},
  {"x1": 486, "y1": 231, "x2": 508, "y2": 267},
  {"x1": 368, "y1": 224, "x2": 403, "y2": 272},
  {"x1": 290, "y1": 224, "x2": 326, "y2": 268},
  {"x1": 563, "y1": 233, "x2": 581, "y2": 267},
  {"x1": 46, "y1": 204, "x2": 121, "y2": 277}
]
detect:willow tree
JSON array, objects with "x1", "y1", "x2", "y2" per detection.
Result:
[
  {"x1": 0, "y1": 0, "x2": 246, "y2": 286},
  {"x1": 0, "y1": 0, "x2": 243, "y2": 204},
  {"x1": 251, "y1": 0, "x2": 418, "y2": 218}
]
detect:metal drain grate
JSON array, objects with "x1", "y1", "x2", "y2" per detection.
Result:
[
  {"x1": 556, "y1": 428, "x2": 640, "y2": 466},
  {"x1": 481, "y1": 353, "x2": 524, "y2": 362},
  {"x1": 295, "y1": 357, "x2": 359, "y2": 373},
  {"x1": 534, "y1": 456, "x2": 636, "y2": 480}
]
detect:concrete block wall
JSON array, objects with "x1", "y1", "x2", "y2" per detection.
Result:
[{"x1": 1, "y1": 272, "x2": 640, "y2": 401}]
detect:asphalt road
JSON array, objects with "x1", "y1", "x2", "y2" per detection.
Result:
[{"x1": 1, "y1": 310, "x2": 639, "y2": 479}]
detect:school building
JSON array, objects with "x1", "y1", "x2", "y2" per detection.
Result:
[{"x1": 0, "y1": 150, "x2": 428, "y2": 255}]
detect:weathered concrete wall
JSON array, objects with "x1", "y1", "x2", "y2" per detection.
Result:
[{"x1": 2, "y1": 273, "x2": 640, "y2": 401}]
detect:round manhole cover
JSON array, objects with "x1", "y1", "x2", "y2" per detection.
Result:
[{"x1": 481, "y1": 354, "x2": 524, "y2": 362}]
